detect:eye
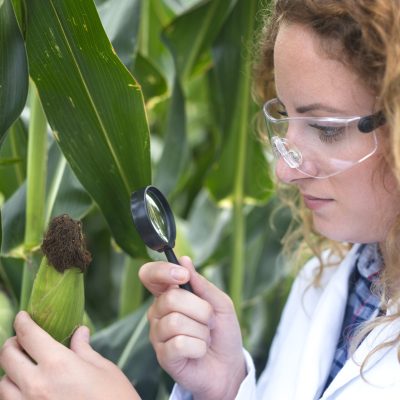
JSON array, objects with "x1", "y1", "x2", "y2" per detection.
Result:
[
  {"x1": 274, "y1": 101, "x2": 288, "y2": 118},
  {"x1": 309, "y1": 123, "x2": 346, "y2": 143},
  {"x1": 278, "y1": 109, "x2": 288, "y2": 117}
]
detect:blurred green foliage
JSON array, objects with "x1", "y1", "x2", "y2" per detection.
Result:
[{"x1": 0, "y1": 0, "x2": 293, "y2": 397}]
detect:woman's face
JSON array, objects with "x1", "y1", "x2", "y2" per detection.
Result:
[{"x1": 273, "y1": 23, "x2": 399, "y2": 243}]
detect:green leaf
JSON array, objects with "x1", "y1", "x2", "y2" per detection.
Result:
[
  {"x1": 25, "y1": 0, "x2": 151, "y2": 256},
  {"x1": 97, "y1": 0, "x2": 141, "y2": 69},
  {"x1": 203, "y1": 0, "x2": 272, "y2": 319},
  {"x1": 131, "y1": 53, "x2": 168, "y2": 102},
  {"x1": 91, "y1": 302, "x2": 173, "y2": 399},
  {"x1": 0, "y1": 142, "x2": 92, "y2": 257},
  {"x1": 0, "y1": 290, "x2": 14, "y2": 347},
  {"x1": 0, "y1": 182, "x2": 25, "y2": 257},
  {"x1": 206, "y1": 0, "x2": 271, "y2": 203},
  {"x1": 154, "y1": 78, "x2": 188, "y2": 196},
  {"x1": 0, "y1": 117, "x2": 27, "y2": 200},
  {"x1": 162, "y1": 0, "x2": 237, "y2": 80},
  {"x1": 118, "y1": 256, "x2": 145, "y2": 318},
  {"x1": 0, "y1": 0, "x2": 28, "y2": 143}
]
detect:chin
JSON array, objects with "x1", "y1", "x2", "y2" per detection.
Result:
[
  {"x1": 313, "y1": 220, "x2": 376, "y2": 244},
  {"x1": 312, "y1": 217, "x2": 356, "y2": 243}
]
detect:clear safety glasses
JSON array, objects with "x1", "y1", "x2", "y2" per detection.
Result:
[{"x1": 263, "y1": 98, "x2": 386, "y2": 178}]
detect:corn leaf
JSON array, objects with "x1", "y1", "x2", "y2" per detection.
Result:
[
  {"x1": 91, "y1": 301, "x2": 172, "y2": 399},
  {"x1": 0, "y1": 0, "x2": 28, "y2": 143},
  {"x1": 25, "y1": 0, "x2": 151, "y2": 257},
  {"x1": 206, "y1": 0, "x2": 272, "y2": 203},
  {"x1": 0, "y1": 118, "x2": 27, "y2": 200},
  {"x1": 162, "y1": 0, "x2": 237, "y2": 80},
  {"x1": 1, "y1": 142, "x2": 92, "y2": 257},
  {"x1": 97, "y1": 0, "x2": 141, "y2": 69}
]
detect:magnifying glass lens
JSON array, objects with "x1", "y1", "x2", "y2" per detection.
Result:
[
  {"x1": 145, "y1": 193, "x2": 169, "y2": 243},
  {"x1": 131, "y1": 185, "x2": 192, "y2": 292}
]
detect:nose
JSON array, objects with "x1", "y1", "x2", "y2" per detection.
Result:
[{"x1": 275, "y1": 156, "x2": 308, "y2": 183}]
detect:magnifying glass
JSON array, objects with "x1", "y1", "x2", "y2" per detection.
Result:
[{"x1": 130, "y1": 185, "x2": 192, "y2": 292}]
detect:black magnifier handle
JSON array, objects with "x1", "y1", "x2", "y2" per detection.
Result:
[{"x1": 164, "y1": 248, "x2": 193, "y2": 292}]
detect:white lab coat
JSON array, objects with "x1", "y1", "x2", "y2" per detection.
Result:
[{"x1": 170, "y1": 244, "x2": 400, "y2": 399}]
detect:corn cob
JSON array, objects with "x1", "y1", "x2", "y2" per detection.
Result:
[{"x1": 27, "y1": 214, "x2": 91, "y2": 346}]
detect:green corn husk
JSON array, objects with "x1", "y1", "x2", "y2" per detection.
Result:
[
  {"x1": 0, "y1": 291, "x2": 14, "y2": 347},
  {"x1": 27, "y1": 214, "x2": 91, "y2": 346}
]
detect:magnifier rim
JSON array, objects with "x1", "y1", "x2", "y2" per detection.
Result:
[
  {"x1": 130, "y1": 185, "x2": 176, "y2": 251},
  {"x1": 145, "y1": 186, "x2": 176, "y2": 246}
]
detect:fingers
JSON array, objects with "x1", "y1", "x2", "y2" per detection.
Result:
[
  {"x1": 155, "y1": 335, "x2": 208, "y2": 367},
  {"x1": 179, "y1": 256, "x2": 234, "y2": 314},
  {"x1": 150, "y1": 312, "x2": 210, "y2": 344},
  {"x1": 0, "y1": 375, "x2": 22, "y2": 400},
  {"x1": 0, "y1": 337, "x2": 35, "y2": 389},
  {"x1": 13, "y1": 311, "x2": 67, "y2": 364},
  {"x1": 139, "y1": 261, "x2": 190, "y2": 296},
  {"x1": 150, "y1": 312, "x2": 210, "y2": 366},
  {"x1": 70, "y1": 326, "x2": 107, "y2": 367}
]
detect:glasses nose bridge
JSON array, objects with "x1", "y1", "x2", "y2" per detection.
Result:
[{"x1": 284, "y1": 118, "x2": 303, "y2": 143}]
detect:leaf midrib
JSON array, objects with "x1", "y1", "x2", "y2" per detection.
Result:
[{"x1": 48, "y1": 0, "x2": 131, "y2": 193}]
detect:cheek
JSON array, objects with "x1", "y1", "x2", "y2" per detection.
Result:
[{"x1": 312, "y1": 158, "x2": 399, "y2": 243}]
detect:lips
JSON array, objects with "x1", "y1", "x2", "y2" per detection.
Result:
[{"x1": 302, "y1": 194, "x2": 334, "y2": 210}]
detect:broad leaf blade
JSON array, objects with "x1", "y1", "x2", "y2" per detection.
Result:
[
  {"x1": 0, "y1": 142, "x2": 93, "y2": 257},
  {"x1": 25, "y1": 0, "x2": 151, "y2": 256},
  {"x1": 206, "y1": 0, "x2": 272, "y2": 203},
  {"x1": 162, "y1": 0, "x2": 237, "y2": 80},
  {"x1": 0, "y1": 0, "x2": 28, "y2": 143},
  {"x1": 91, "y1": 302, "x2": 173, "y2": 399},
  {"x1": 153, "y1": 79, "x2": 188, "y2": 196},
  {"x1": 97, "y1": 0, "x2": 141, "y2": 69}
]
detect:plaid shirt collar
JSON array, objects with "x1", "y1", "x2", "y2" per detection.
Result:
[
  {"x1": 323, "y1": 243, "x2": 383, "y2": 393},
  {"x1": 356, "y1": 243, "x2": 383, "y2": 281}
]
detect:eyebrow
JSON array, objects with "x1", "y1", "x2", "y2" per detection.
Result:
[{"x1": 295, "y1": 103, "x2": 345, "y2": 114}]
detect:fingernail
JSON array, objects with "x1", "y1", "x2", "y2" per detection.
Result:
[
  {"x1": 17, "y1": 310, "x2": 30, "y2": 322},
  {"x1": 79, "y1": 326, "x2": 90, "y2": 342},
  {"x1": 170, "y1": 267, "x2": 189, "y2": 281}
]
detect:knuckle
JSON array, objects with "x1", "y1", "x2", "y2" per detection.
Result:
[
  {"x1": 165, "y1": 312, "x2": 182, "y2": 332},
  {"x1": 220, "y1": 291, "x2": 235, "y2": 310},
  {"x1": 1, "y1": 337, "x2": 15, "y2": 351},
  {"x1": 14, "y1": 315, "x2": 29, "y2": 340},
  {"x1": 148, "y1": 320, "x2": 159, "y2": 345},
  {"x1": 26, "y1": 378, "x2": 49, "y2": 399},
  {"x1": 0, "y1": 338, "x2": 15, "y2": 363},
  {"x1": 0, "y1": 377, "x2": 8, "y2": 398},
  {"x1": 147, "y1": 302, "x2": 156, "y2": 321},
  {"x1": 162, "y1": 289, "x2": 178, "y2": 311},
  {"x1": 170, "y1": 335, "x2": 186, "y2": 353},
  {"x1": 42, "y1": 355, "x2": 63, "y2": 375},
  {"x1": 204, "y1": 302, "x2": 214, "y2": 320}
]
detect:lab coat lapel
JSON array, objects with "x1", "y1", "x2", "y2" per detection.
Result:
[
  {"x1": 293, "y1": 246, "x2": 359, "y2": 400},
  {"x1": 321, "y1": 304, "x2": 400, "y2": 399}
]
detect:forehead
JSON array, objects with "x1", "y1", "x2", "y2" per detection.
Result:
[{"x1": 273, "y1": 23, "x2": 374, "y2": 113}]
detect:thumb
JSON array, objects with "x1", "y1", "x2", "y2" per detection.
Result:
[
  {"x1": 70, "y1": 326, "x2": 105, "y2": 365},
  {"x1": 179, "y1": 256, "x2": 233, "y2": 314}
]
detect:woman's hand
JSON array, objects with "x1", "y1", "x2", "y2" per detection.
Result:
[
  {"x1": 139, "y1": 256, "x2": 246, "y2": 400},
  {"x1": 0, "y1": 311, "x2": 141, "y2": 400}
]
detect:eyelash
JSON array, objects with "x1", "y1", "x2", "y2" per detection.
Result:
[
  {"x1": 277, "y1": 108, "x2": 347, "y2": 143},
  {"x1": 308, "y1": 124, "x2": 346, "y2": 143}
]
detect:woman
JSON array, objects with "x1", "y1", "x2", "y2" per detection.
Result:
[
  {"x1": 139, "y1": 0, "x2": 400, "y2": 399},
  {"x1": 1, "y1": 0, "x2": 400, "y2": 399}
]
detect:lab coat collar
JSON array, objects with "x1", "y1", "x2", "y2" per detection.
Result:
[
  {"x1": 293, "y1": 244, "x2": 361, "y2": 399},
  {"x1": 321, "y1": 315, "x2": 400, "y2": 399}
]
